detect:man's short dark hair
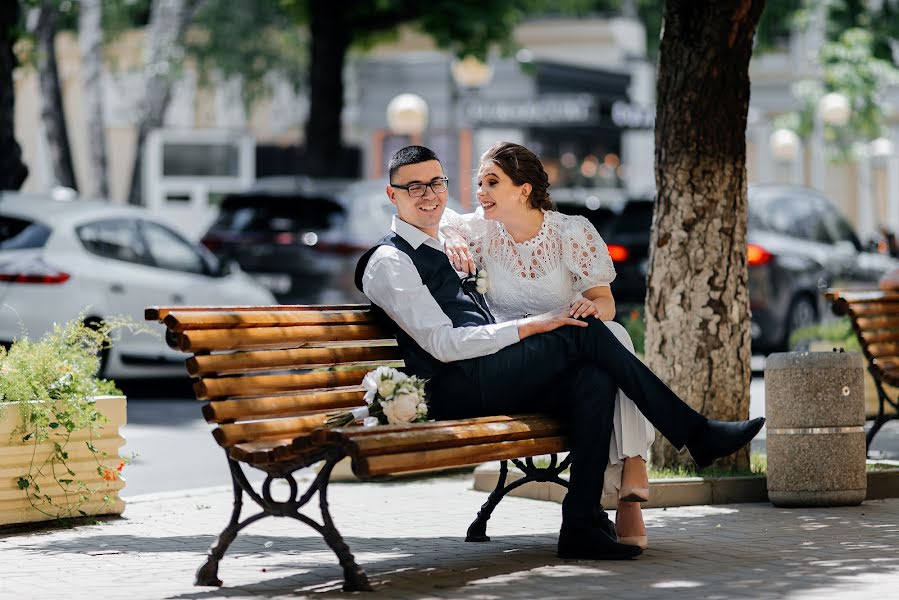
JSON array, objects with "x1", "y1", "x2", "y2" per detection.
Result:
[{"x1": 388, "y1": 145, "x2": 441, "y2": 182}]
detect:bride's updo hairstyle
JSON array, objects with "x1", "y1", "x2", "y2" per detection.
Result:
[{"x1": 479, "y1": 142, "x2": 555, "y2": 211}]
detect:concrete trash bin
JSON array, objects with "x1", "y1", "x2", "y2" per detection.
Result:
[{"x1": 765, "y1": 351, "x2": 866, "y2": 507}]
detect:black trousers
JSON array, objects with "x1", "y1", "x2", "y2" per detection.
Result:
[{"x1": 428, "y1": 318, "x2": 707, "y2": 520}]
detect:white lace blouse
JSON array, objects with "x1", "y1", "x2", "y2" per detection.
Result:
[{"x1": 441, "y1": 209, "x2": 616, "y2": 323}]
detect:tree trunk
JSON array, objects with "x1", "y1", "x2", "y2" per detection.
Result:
[
  {"x1": 0, "y1": 0, "x2": 28, "y2": 190},
  {"x1": 35, "y1": 1, "x2": 77, "y2": 191},
  {"x1": 79, "y1": 0, "x2": 108, "y2": 198},
  {"x1": 646, "y1": 0, "x2": 766, "y2": 471},
  {"x1": 127, "y1": 0, "x2": 197, "y2": 205},
  {"x1": 304, "y1": 0, "x2": 350, "y2": 178}
]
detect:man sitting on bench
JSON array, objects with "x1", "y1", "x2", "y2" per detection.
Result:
[{"x1": 355, "y1": 145, "x2": 765, "y2": 561}]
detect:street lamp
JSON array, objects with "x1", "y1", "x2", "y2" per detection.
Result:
[
  {"x1": 770, "y1": 128, "x2": 800, "y2": 162},
  {"x1": 810, "y1": 91, "x2": 851, "y2": 191},
  {"x1": 450, "y1": 55, "x2": 494, "y2": 89},
  {"x1": 818, "y1": 92, "x2": 851, "y2": 127},
  {"x1": 386, "y1": 93, "x2": 429, "y2": 137}
]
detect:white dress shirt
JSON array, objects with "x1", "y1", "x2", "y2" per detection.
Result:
[{"x1": 361, "y1": 216, "x2": 521, "y2": 363}]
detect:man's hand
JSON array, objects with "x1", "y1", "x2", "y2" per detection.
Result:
[
  {"x1": 517, "y1": 308, "x2": 589, "y2": 339},
  {"x1": 443, "y1": 229, "x2": 476, "y2": 274}
]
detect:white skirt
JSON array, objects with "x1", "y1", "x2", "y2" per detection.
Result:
[{"x1": 601, "y1": 321, "x2": 655, "y2": 501}]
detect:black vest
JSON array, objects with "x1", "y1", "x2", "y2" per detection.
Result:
[{"x1": 354, "y1": 232, "x2": 493, "y2": 380}]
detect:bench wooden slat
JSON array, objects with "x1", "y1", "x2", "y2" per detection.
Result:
[
  {"x1": 212, "y1": 411, "x2": 333, "y2": 447},
  {"x1": 146, "y1": 304, "x2": 369, "y2": 322},
  {"x1": 187, "y1": 346, "x2": 402, "y2": 376},
  {"x1": 229, "y1": 438, "x2": 322, "y2": 466},
  {"x1": 357, "y1": 436, "x2": 567, "y2": 477},
  {"x1": 326, "y1": 417, "x2": 564, "y2": 457},
  {"x1": 195, "y1": 370, "x2": 369, "y2": 401},
  {"x1": 865, "y1": 342, "x2": 899, "y2": 361},
  {"x1": 860, "y1": 330, "x2": 899, "y2": 346},
  {"x1": 844, "y1": 301, "x2": 899, "y2": 318},
  {"x1": 164, "y1": 310, "x2": 378, "y2": 332},
  {"x1": 202, "y1": 389, "x2": 366, "y2": 423},
  {"x1": 177, "y1": 324, "x2": 392, "y2": 352},
  {"x1": 854, "y1": 315, "x2": 899, "y2": 331},
  {"x1": 310, "y1": 414, "x2": 544, "y2": 444}
]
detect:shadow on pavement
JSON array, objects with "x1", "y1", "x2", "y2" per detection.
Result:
[{"x1": 10, "y1": 503, "x2": 899, "y2": 599}]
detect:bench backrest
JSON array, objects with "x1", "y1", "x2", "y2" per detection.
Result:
[
  {"x1": 827, "y1": 289, "x2": 899, "y2": 375},
  {"x1": 145, "y1": 305, "x2": 401, "y2": 453}
]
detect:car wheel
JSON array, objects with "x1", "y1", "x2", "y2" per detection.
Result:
[{"x1": 783, "y1": 295, "x2": 818, "y2": 349}]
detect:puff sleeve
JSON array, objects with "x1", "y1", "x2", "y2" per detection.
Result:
[{"x1": 561, "y1": 214, "x2": 616, "y2": 293}]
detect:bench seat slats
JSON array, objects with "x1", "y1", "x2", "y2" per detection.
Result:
[
  {"x1": 195, "y1": 369, "x2": 370, "y2": 400},
  {"x1": 146, "y1": 304, "x2": 368, "y2": 322},
  {"x1": 841, "y1": 301, "x2": 899, "y2": 318},
  {"x1": 187, "y1": 346, "x2": 402, "y2": 376},
  {"x1": 859, "y1": 330, "x2": 899, "y2": 346},
  {"x1": 310, "y1": 414, "x2": 542, "y2": 444},
  {"x1": 202, "y1": 389, "x2": 367, "y2": 423},
  {"x1": 854, "y1": 315, "x2": 899, "y2": 331},
  {"x1": 357, "y1": 436, "x2": 567, "y2": 478},
  {"x1": 177, "y1": 324, "x2": 392, "y2": 352},
  {"x1": 212, "y1": 411, "x2": 333, "y2": 447},
  {"x1": 164, "y1": 310, "x2": 379, "y2": 332},
  {"x1": 865, "y1": 342, "x2": 899, "y2": 361},
  {"x1": 324, "y1": 417, "x2": 564, "y2": 457}
]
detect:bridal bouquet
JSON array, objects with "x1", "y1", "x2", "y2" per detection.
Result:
[{"x1": 326, "y1": 366, "x2": 429, "y2": 427}]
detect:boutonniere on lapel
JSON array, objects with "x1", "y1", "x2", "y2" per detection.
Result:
[{"x1": 461, "y1": 269, "x2": 489, "y2": 295}]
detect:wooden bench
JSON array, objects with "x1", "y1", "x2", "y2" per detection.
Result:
[
  {"x1": 826, "y1": 288, "x2": 899, "y2": 452},
  {"x1": 145, "y1": 304, "x2": 571, "y2": 592}
]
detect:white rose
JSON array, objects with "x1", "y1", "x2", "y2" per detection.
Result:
[
  {"x1": 475, "y1": 269, "x2": 489, "y2": 294},
  {"x1": 362, "y1": 367, "x2": 406, "y2": 401},
  {"x1": 416, "y1": 402, "x2": 428, "y2": 417},
  {"x1": 382, "y1": 390, "x2": 420, "y2": 424},
  {"x1": 377, "y1": 378, "x2": 397, "y2": 398}
]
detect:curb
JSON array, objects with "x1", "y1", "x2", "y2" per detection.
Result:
[{"x1": 472, "y1": 462, "x2": 899, "y2": 508}]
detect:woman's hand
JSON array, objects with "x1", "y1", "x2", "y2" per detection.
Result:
[
  {"x1": 569, "y1": 296, "x2": 601, "y2": 319},
  {"x1": 444, "y1": 230, "x2": 476, "y2": 274}
]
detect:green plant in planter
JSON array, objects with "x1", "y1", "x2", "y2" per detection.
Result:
[
  {"x1": 0, "y1": 317, "x2": 134, "y2": 519},
  {"x1": 788, "y1": 317, "x2": 860, "y2": 353}
]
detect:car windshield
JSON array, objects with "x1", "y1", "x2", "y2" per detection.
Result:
[
  {"x1": 611, "y1": 201, "x2": 654, "y2": 235},
  {"x1": 0, "y1": 216, "x2": 52, "y2": 250},
  {"x1": 212, "y1": 194, "x2": 346, "y2": 233}
]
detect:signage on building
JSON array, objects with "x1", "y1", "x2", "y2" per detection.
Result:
[
  {"x1": 461, "y1": 94, "x2": 598, "y2": 126},
  {"x1": 611, "y1": 101, "x2": 655, "y2": 129}
]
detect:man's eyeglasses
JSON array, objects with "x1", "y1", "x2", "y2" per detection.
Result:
[{"x1": 390, "y1": 177, "x2": 449, "y2": 198}]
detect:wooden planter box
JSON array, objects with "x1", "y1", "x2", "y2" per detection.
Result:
[{"x1": 0, "y1": 395, "x2": 127, "y2": 526}]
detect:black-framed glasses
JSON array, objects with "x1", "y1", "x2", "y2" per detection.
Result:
[{"x1": 390, "y1": 177, "x2": 449, "y2": 198}]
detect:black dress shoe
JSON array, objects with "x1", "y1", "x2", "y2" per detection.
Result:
[
  {"x1": 558, "y1": 520, "x2": 642, "y2": 560},
  {"x1": 687, "y1": 417, "x2": 765, "y2": 468}
]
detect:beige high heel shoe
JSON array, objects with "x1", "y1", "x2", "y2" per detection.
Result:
[
  {"x1": 616, "y1": 502, "x2": 649, "y2": 549},
  {"x1": 619, "y1": 456, "x2": 650, "y2": 503}
]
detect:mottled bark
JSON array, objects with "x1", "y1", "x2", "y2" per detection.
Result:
[
  {"x1": 127, "y1": 0, "x2": 198, "y2": 205},
  {"x1": 35, "y1": 1, "x2": 77, "y2": 191},
  {"x1": 304, "y1": 0, "x2": 350, "y2": 178},
  {"x1": 0, "y1": 0, "x2": 27, "y2": 190},
  {"x1": 79, "y1": 0, "x2": 108, "y2": 198},
  {"x1": 647, "y1": 0, "x2": 765, "y2": 471}
]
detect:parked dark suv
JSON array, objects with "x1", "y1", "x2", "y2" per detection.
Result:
[
  {"x1": 557, "y1": 185, "x2": 899, "y2": 353},
  {"x1": 201, "y1": 177, "x2": 464, "y2": 305},
  {"x1": 201, "y1": 178, "x2": 394, "y2": 304}
]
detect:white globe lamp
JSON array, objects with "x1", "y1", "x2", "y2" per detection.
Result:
[
  {"x1": 386, "y1": 93, "x2": 429, "y2": 136},
  {"x1": 770, "y1": 128, "x2": 800, "y2": 162},
  {"x1": 818, "y1": 92, "x2": 851, "y2": 127},
  {"x1": 450, "y1": 55, "x2": 494, "y2": 89},
  {"x1": 871, "y1": 136, "x2": 895, "y2": 158}
]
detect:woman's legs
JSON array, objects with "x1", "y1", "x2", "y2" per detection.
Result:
[{"x1": 603, "y1": 321, "x2": 652, "y2": 547}]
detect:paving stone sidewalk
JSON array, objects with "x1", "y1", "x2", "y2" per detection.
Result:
[{"x1": 1, "y1": 472, "x2": 898, "y2": 600}]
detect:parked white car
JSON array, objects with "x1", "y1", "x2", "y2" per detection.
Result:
[{"x1": 0, "y1": 193, "x2": 276, "y2": 378}]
